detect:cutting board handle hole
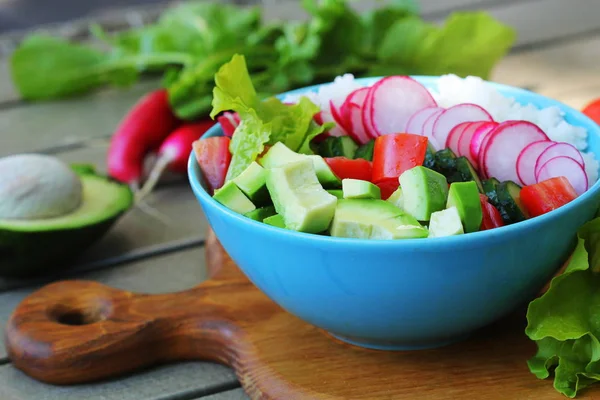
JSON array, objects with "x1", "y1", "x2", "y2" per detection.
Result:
[{"x1": 47, "y1": 298, "x2": 112, "y2": 326}]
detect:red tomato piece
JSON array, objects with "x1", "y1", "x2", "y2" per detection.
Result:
[
  {"x1": 520, "y1": 176, "x2": 578, "y2": 218},
  {"x1": 479, "y1": 194, "x2": 504, "y2": 230},
  {"x1": 583, "y1": 98, "x2": 600, "y2": 126},
  {"x1": 192, "y1": 136, "x2": 232, "y2": 194},
  {"x1": 376, "y1": 179, "x2": 399, "y2": 200},
  {"x1": 324, "y1": 157, "x2": 372, "y2": 181},
  {"x1": 372, "y1": 133, "x2": 428, "y2": 183}
]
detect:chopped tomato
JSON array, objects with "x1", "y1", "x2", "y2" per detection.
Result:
[
  {"x1": 376, "y1": 179, "x2": 399, "y2": 200},
  {"x1": 520, "y1": 176, "x2": 578, "y2": 217},
  {"x1": 325, "y1": 157, "x2": 372, "y2": 181},
  {"x1": 217, "y1": 112, "x2": 240, "y2": 137},
  {"x1": 192, "y1": 136, "x2": 232, "y2": 194},
  {"x1": 479, "y1": 194, "x2": 504, "y2": 230},
  {"x1": 372, "y1": 133, "x2": 428, "y2": 183},
  {"x1": 583, "y1": 98, "x2": 600, "y2": 126}
]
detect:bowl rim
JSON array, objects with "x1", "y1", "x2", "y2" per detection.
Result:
[{"x1": 188, "y1": 75, "x2": 600, "y2": 249}]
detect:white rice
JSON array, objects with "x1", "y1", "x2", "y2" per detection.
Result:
[{"x1": 283, "y1": 73, "x2": 599, "y2": 187}]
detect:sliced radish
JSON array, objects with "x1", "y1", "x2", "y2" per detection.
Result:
[
  {"x1": 470, "y1": 122, "x2": 499, "y2": 163},
  {"x1": 361, "y1": 86, "x2": 378, "y2": 138},
  {"x1": 330, "y1": 100, "x2": 351, "y2": 134},
  {"x1": 369, "y1": 76, "x2": 437, "y2": 136},
  {"x1": 457, "y1": 121, "x2": 495, "y2": 168},
  {"x1": 348, "y1": 103, "x2": 371, "y2": 145},
  {"x1": 406, "y1": 107, "x2": 443, "y2": 135},
  {"x1": 421, "y1": 108, "x2": 445, "y2": 150},
  {"x1": 446, "y1": 122, "x2": 471, "y2": 155},
  {"x1": 340, "y1": 88, "x2": 369, "y2": 129},
  {"x1": 516, "y1": 140, "x2": 554, "y2": 186},
  {"x1": 482, "y1": 121, "x2": 549, "y2": 183},
  {"x1": 535, "y1": 142, "x2": 585, "y2": 177},
  {"x1": 536, "y1": 156, "x2": 588, "y2": 195},
  {"x1": 432, "y1": 104, "x2": 493, "y2": 149}
]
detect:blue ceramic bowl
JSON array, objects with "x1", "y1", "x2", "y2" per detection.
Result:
[{"x1": 188, "y1": 76, "x2": 600, "y2": 350}]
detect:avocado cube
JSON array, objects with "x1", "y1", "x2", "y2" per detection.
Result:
[
  {"x1": 263, "y1": 214, "x2": 286, "y2": 228},
  {"x1": 233, "y1": 161, "x2": 270, "y2": 205},
  {"x1": 370, "y1": 215, "x2": 428, "y2": 240},
  {"x1": 399, "y1": 166, "x2": 449, "y2": 221},
  {"x1": 428, "y1": 206, "x2": 464, "y2": 238},
  {"x1": 213, "y1": 181, "x2": 256, "y2": 215},
  {"x1": 264, "y1": 158, "x2": 337, "y2": 233},
  {"x1": 447, "y1": 181, "x2": 483, "y2": 233},
  {"x1": 244, "y1": 206, "x2": 277, "y2": 222},
  {"x1": 342, "y1": 179, "x2": 381, "y2": 200},
  {"x1": 327, "y1": 189, "x2": 344, "y2": 199},
  {"x1": 386, "y1": 187, "x2": 404, "y2": 210}
]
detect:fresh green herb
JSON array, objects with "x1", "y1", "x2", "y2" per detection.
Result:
[
  {"x1": 9, "y1": 0, "x2": 516, "y2": 121},
  {"x1": 525, "y1": 217, "x2": 600, "y2": 398}
]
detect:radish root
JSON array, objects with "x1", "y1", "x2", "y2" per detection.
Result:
[{"x1": 135, "y1": 153, "x2": 174, "y2": 204}]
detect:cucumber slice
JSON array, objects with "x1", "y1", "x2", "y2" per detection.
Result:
[
  {"x1": 354, "y1": 139, "x2": 375, "y2": 161},
  {"x1": 423, "y1": 142, "x2": 436, "y2": 169},
  {"x1": 482, "y1": 178, "x2": 500, "y2": 206},
  {"x1": 455, "y1": 157, "x2": 484, "y2": 194},
  {"x1": 319, "y1": 136, "x2": 358, "y2": 159},
  {"x1": 495, "y1": 181, "x2": 527, "y2": 224}
]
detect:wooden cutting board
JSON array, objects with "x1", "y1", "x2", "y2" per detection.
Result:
[{"x1": 4, "y1": 229, "x2": 597, "y2": 399}]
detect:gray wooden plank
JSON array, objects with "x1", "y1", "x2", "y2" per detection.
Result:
[
  {"x1": 197, "y1": 388, "x2": 249, "y2": 400},
  {"x1": 0, "y1": 79, "x2": 161, "y2": 156},
  {"x1": 0, "y1": 362, "x2": 237, "y2": 400},
  {"x1": 0, "y1": 58, "x2": 17, "y2": 104},
  {"x1": 0, "y1": 246, "x2": 211, "y2": 362}
]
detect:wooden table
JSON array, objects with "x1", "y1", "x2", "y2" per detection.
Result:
[{"x1": 0, "y1": 1, "x2": 600, "y2": 399}]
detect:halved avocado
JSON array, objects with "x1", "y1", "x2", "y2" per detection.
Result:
[{"x1": 0, "y1": 166, "x2": 133, "y2": 277}]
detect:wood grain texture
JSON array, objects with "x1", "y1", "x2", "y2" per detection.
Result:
[{"x1": 4, "y1": 229, "x2": 599, "y2": 399}]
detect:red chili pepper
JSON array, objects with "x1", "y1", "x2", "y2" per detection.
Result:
[
  {"x1": 192, "y1": 136, "x2": 232, "y2": 194},
  {"x1": 324, "y1": 157, "x2": 372, "y2": 181},
  {"x1": 376, "y1": 179, "x2": 400, "y2": 200},
  {"x1": 479, "y1": 194, "x2": 504, "y2": 230},
  {"x1": 372, "y1": 133, "x2": 428, "y2": 183},
  {"x1": 520, "y1": 176, "x2": 578, "y2": 217}
]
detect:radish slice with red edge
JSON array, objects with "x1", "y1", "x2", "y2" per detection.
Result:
[
  {"x1": 369, "y1": 76, "x2": 437, "y2": 136},
  {"x1": 341, "y1": 87, "x2": 369, "y2": 142},
  {"x1": 470, "y1": 122, "x2": 499, "y2": 162},
  {"x1": 361, "y1": 87, "x2": 378, "y2": 138},
  {"x1": 516, "y1": 140, "x2": 554, "y2": 186},
  {"x1": 482, "y1": 121, "x2": 549, "y2": 184},
  {"x1": 330, "y1": 100, "x2": 352, "y2": 137},
  {"x1": 535, "y1": 142, "x2": 585, "y2": 176},
  {"x1": 421, "y1": 108, "x2": 445, "y2": 149},
  {"x1": 457, "y1": 121, "x2": 496, "y2": 168},
  {"x1": 446, "y1": 122, "x2": 471, "y2": 155},
  {"x1": 348, "y1": 104, "x2": 372, "y2": 145},
  {"x1": 406, "y1": 107, "x2": 443, "y2": 135},
  {"x1": 432, "y1": 103, "x2": 493, "y2": 149},
  {"x1": 536, "y1": 156, "x2": 588, "y2": 195}
]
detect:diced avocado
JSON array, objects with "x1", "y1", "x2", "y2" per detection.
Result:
[
  {"x1": 433, "y1": 148, "x2": 460, "y2": 181},
  {"x1": 428, "y1": 207, "x2": 464, "y2": 238},
  {"x1": 399, "y1": 166, "x2": 449, "y2": 221},
  {"x1": 495, "y1": 181, "x2": 528, "y2": 224},
  {"x1": 386, "y1": 187, "x2": 404, "y2": 210},
  {"x1": 245, "y1": 206, "x2": 277, "y2": 222},
  {"x1": 342, "y1": 179, "x2": 381, "y2": 200},
  {"x1": 354, "y1": 139, "x2": 375, "y2": 161},
  {"x1": 213, "y1": 180, "x2": 256, "y2": 215},
  {"x1": 327, "y1": 189, "x2": 344, "y2": 199},
  {"x1": 423, "y1": 142, "x2": 436, "y2": 169},
  {"x1": 330, "y1": 199, "x2": 426, "y2": 240},
  {"x1": 264, "y1": 158, "x2": 337, "y2": 233},
  {"x1": 446, "y1": 181, "x2": 483, "y2": 233},
  {"x1": 370, "y1": 215, "x2": 428, "y2": 239},
  {"x1": 263, "y1": 214, "x2": 286, "y2": 228},
  {"x1": 455, "y1": 157, "x2": 484, "y2": 194},
  {"x1": 482, "y1": 178, "x2": 500, "y2": 206},
  {"x1": 232, "y1": 161, "x2": 270, "y2": 205},
  {"x1": 319, "y1": 136, "x2": 358, "y2": 159},
  {"x1": 259, "y1": 142, "x2": 341, "y2": 188},
  {"x1": 0, "y1": 159, "x2": 133, "y2": 277}
]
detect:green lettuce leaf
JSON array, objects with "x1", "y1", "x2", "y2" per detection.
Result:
[
  {"x1": 526, "y1": 217, "x2": 600, "y2": 397},
  {"x1": 226, "y1": 111, "x2": 272, "y2": 182}
]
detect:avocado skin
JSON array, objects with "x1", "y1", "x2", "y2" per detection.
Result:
[{"x1": 0, "y1": 211, "x2": 125, "y2": 278}]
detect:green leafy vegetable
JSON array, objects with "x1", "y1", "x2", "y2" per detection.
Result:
[
  {"x1": 9, "y1": 0, "x2": 517, "y2": 120},
  {"x1": 526, "y1": 217, "x2": 600, "y2": 397}
]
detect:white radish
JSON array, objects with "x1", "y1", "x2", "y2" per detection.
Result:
[
  {"x1": 536, "y1": 156, "x2": 588, "y2": 195},
  {"x1": 535, "y1": 142, "x2": 585, "y2": 177},
  {"x1": 369, "y1": 76, "x2": 437, "y2": 136},
  {"x1": 516, "y1": 140, "x2": 554, "y2": 186},
  {"x1": 457, "y1": 121, "x2": 495, "y2": 168},
  {"x1": 406, "y1": 107, "x2": 443, "y2": 135},
  {"x1": 470, "y1": 122, "x2": 498, "y2": 163},
  {"x1": 482, "y1": 121, "x2": 549, "y2": 183},
  {"x1": 432, "y1": 103, "x2": 493, "y2": 149}
]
